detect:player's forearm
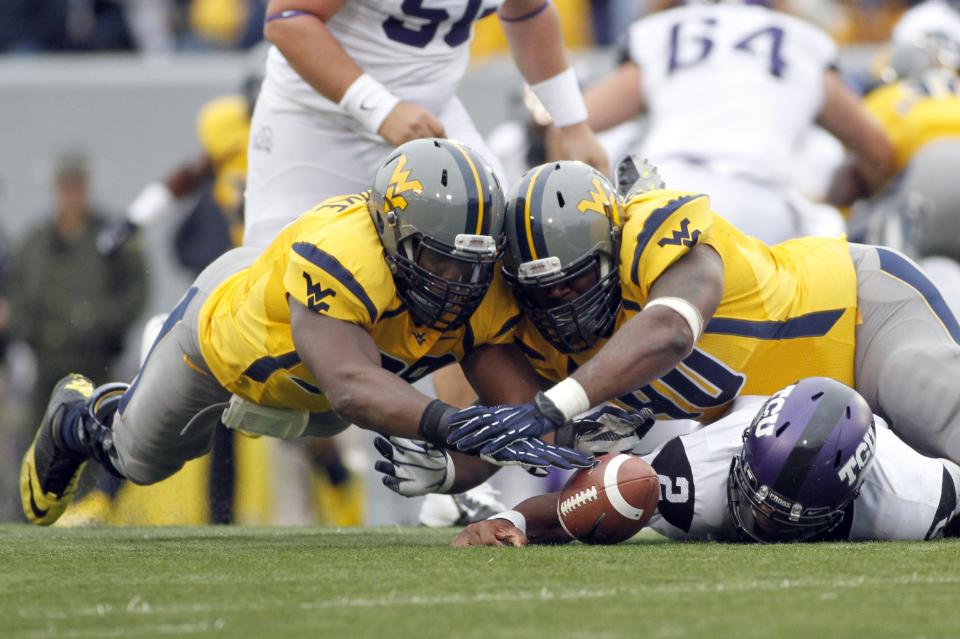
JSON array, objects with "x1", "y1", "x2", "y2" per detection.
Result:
[
  {"x1": 571, "y1": 308, "x2": 693, "y2": 407},
  {"x1": 585, "y1": 64, "x2": 645, "y2": 133},
  {"x1": 500, "y1": 1, "x2": 568, "y2": 85},
  {"x1": 513, "y1": 492, "x2": 571, "y2": 544},
  {"x1": 448, "y1": 452, "x2": 500, "y2": 492},
  {"x1": 264, "y1": 6, "x2": 363, "y2": 103},
  {"x1": 322, "y1": 366, "x2": 434, "y2": 438},
  {"x1": 165, "y1": 155, "x2": 213, "y2": 198}
]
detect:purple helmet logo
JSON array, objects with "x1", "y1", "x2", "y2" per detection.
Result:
[{"x1": 727, "y1": 377, "x2": 876, "y2": 543}]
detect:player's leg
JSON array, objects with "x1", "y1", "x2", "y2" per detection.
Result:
[
  {"x1": 112, "y1": 247, "x2": 261, "y2": 484},
  {"x1": 851, "y1": 243, "x2": 960, "y2": 462},
  {"x1": 19, "y1": 248, "x2": 258, "y2": 525},
  {"x1": 847, "y1": 425, "x2": 960, "y2": 540},
  {"x1": 245, "y1": 87, "x2": 389, "y2": 247}
]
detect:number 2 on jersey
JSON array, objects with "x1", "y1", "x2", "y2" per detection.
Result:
[
  {"x1": 668, "y1": 19, "x2": 787, "y2": 78},
  {"x1": 383, "y1": 0, "x2": 490, "y2": 48}
]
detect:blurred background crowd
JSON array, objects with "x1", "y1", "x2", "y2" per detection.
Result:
[{"x1": 0, "y1": 0, "x2": 956, "y2": 527}]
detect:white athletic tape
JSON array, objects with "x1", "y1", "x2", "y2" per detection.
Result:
[{"x1": 603, "y1": 454, "x2": 645, "y2": 520}]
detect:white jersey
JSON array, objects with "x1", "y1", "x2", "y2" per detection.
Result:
[
  {"x1": 893, "y1": 0, "x2": 960, "y2": 45},
  {"x1": 266, "y1": 0, "x2": 502, "y2": 115},
  {"x1": 627, "y1": 4, "x2": 837, "y2": 185},
  {"x1": 640, "y1": 396, "x2": 960, "y2": 542}
]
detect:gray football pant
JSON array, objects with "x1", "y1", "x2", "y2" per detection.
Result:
[
  {"x1": 111, "y1": 247, "x2": 346, "y2": 485},
  {"x1": 851, "y1": 243, "x2": 960, "y2": 462}
]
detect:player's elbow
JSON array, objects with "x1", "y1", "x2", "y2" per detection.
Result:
[
  {"x1": 263, "y1": 10, "x2": 325, "y2": 47},
  {"x1": 648, "y1": 309, "x2": 696, "y2": 360},
  {"x1": 322, "y1": 368, "x2": 371, "y2": 423}
]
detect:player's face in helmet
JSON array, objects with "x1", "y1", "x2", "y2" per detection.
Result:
[
  {"x1": 726, "y1": 378, "x2": 876, "y2": 543},
  {"x1": 370, "y1": 139, "x2": 505, "y2": 332},
  {"x1": 502, "y1": 161, "x2": 622, "y2": 353},
  {"x1": 527, "y1": 264, "x2": 600, "y2": 307}
]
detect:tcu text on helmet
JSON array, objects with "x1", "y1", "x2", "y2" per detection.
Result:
[
  {"x1": 753, "y1": 384, "x2": 795, "y2": 437},
  {"x1": 837, "y1": 428, "x2": 877, "y2": 487}
]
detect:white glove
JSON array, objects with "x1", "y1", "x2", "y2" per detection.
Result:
[
  {"x1": 374, "y1": 436, "x2": 455, "y2": 496},
  {"x1": 559, "y1": 404, "x2": 655, "y2": 455}
]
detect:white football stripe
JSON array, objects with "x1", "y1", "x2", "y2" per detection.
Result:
[{"x1": 603, "y1": 454, "x2": 645, "y2": 520}]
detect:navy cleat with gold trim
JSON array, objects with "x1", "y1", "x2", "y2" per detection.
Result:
[{"x1": 20, "y1": 373, "x2": 94, "y2": 526}]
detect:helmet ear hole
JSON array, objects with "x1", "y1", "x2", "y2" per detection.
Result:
[
  {"x1": 556, "y1": 191, "x2": 565, "y2": 207},
  {"x1": 375, "y1": 211, "x2": 385, "y2": 234},
  {"x1": 441, "y1": 169, "x2": 448, "y2": 187}
]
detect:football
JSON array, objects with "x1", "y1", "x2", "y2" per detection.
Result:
[{"x1": 557, "y1": 453, "x2": 660, "y2": 545}]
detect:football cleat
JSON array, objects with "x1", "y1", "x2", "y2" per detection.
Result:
[
  {"x1": 20, "y1": 373, "x2": 94, "y2": 526},
  {"x1": 615, "y1": 154, "x2": 665, "y2": 200}
]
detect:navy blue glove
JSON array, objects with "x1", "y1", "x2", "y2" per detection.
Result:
[
  {"x1": 480, "y1": 437, "x2": 594, "y2": 475},
  {"x1": 447, "y1": 393, "x2": 566, "y2": 455}
]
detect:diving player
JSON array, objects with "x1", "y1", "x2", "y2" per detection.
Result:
[
  {"x1": 449, "y1": 378, "x2": 960, "y2": 546},
  {"x1": 19, "y1": 139, "x2": 591, "y2": 527},
  {"x1": 583, "y1": 0, "x2": 893, "y2": 242},
  {"x1": 444, "y1": 160, "x2": 960, "y2": 476}
]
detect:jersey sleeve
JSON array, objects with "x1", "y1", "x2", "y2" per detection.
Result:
[
  {"x1": 282, "y1": 208, "x2": 392, "y2": 328},
  {"x1": 626, "y1": 11, "x2": 668, "y2": 68},
  {"x1": 788, "y1": 14, "x2": 838, "y2": 69},
  {"x1": 649, "y1": 436, "x2": 696, "y2": 533},
  {"x1": 619, "y1": 189, "x2": 716, "y2": 303}
]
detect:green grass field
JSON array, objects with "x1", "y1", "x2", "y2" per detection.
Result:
[{"x1": 2, "y1": 525, "x2": 958, "y2": 639}]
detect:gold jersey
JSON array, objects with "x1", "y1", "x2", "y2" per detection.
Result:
[
  {"x1": 517, "y1": 189, "x2": 859, "y2": 422},
  {"x1": 197, "y1": 193, "x2": 520, "y2": 412},
  {"x1": 863, "y1": 70, "x2": 960, "y2": 172},
  {"x1": 197, "y1": 94, "x2": 249, "y2": 244}
]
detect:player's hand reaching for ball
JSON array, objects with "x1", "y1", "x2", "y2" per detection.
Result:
[
  {"x1": 378, "y1": 101, "x2": 446, "y2": 145},
  {"x1": 451, "y1": 519, "x2": 528, "y2": 548}
]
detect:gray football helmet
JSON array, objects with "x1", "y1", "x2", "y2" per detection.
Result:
[
  {"x1": 866, "y1": 139, "x2": 960, "y2": 262},
  {"x1": 503, "y1": 161, "x2": 623, "y2": 353},
  {"x1": 876, "y1": 34, "x2": 960, "y2": 83},
  {"x1": 369, "y1": 138, "x2": 505, "y2": 332}
]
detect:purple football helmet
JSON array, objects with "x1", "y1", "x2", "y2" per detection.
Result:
[{"x1": 727, "y1": 377, "x2": 877, "y2": 543}]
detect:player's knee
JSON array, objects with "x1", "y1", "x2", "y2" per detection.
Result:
[{"x1": 877, "y1": 345, "x2": 960, "y2": 439}]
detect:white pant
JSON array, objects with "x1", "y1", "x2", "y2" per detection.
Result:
[
  {"x1": 651, "y1": 158, "x2": 800, "y2": 245},
  {"x1": 245, "y1": 78, "x2": 504, "y2": 248}
]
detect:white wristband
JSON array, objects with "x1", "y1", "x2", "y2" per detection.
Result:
[
  {"x1": 529, "y1": 67, "x2": 588, "y2": 128},
  {"x1": 127, "y1": 182, "x2": 177, "y2": 225},
  {"x1": 439, "y1": 452, "x2": 456, "y2": 494},
  {"x1": 489, "y1": 509, "x2": 527, "y2": 535},
  {"x1": 544, "y1": 377, "x2": 591, "y2": 422},
  {"x1": 645, "y1": 296, "x2": 704, "y2": 343},
  {"x1": 338, "y1": 73, "x2": 400, "y2": 135}
]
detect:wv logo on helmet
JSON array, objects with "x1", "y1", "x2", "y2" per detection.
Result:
[
  {"x1": 577, "y1": 177, "x2": 620, "y2": 223},
  {"x1": 303, "y1": 272, "x2": 336, "y2": 312},
  {"x1": 384, "y1": 154, "x2": 423, "y2": 212}
]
